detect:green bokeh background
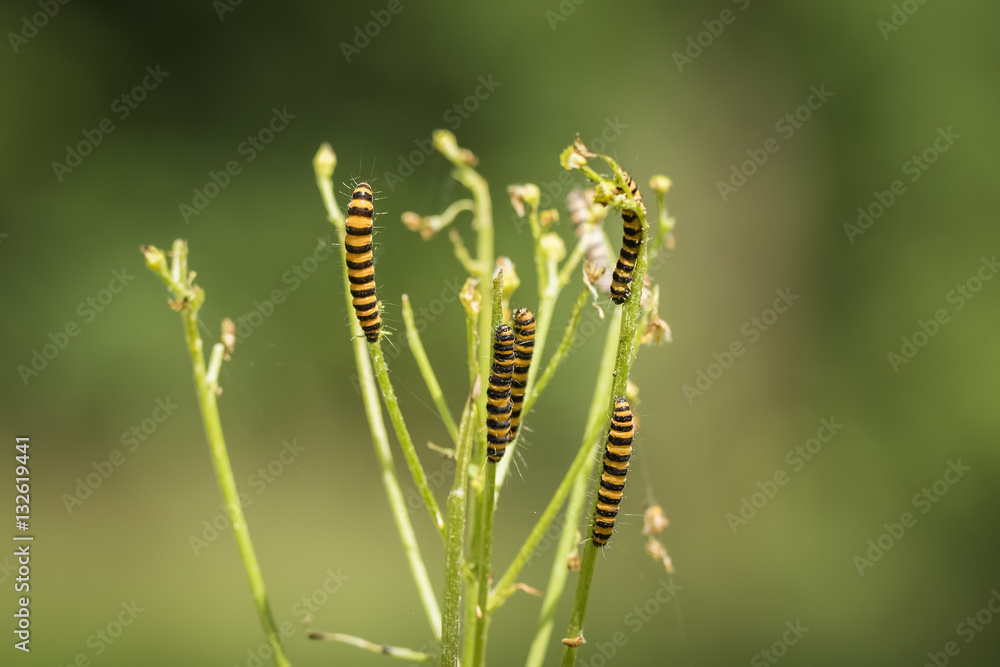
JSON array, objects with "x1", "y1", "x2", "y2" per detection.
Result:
[{"x1": 2, "y1": 1, "x2": 998, "y2": 665}]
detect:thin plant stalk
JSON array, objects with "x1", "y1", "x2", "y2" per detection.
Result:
[
  {"x1": 560, "y1": 157, "x2": 652, "y2": 666},
  {"x1": 370, "y1": 340, "x2": 446, "y2": 539},
  {"x1": 523, "y1": 306, "x2": 622, "y2": 666},
  {"x1": 142, "y1": 242, "x2": 290, "y2": 667},
  {"x1": 308, "y1": 632, "x2": 432, "y2": 662},
  {"x1": 524, "y1": 470, "x2": 588, "y2": 667},
  {"x1": 402, "y1": 294, "x2": 460, "y2": 444},
  {"x1": 433, "y1": 130, "x2": 494, "y2": 393},
  {"x1": 441, "y1": 379, "x2": 481, "y2": 667},
  {"x1": 471, "y1": 270, "x2": 505, "y2": 667},
  {"x1": 521, "y1": 288, "x2": 589, "y2": 417},
  {"x1": 313, "y1": 144, "x2": 441, "y2": 639},
  {"x1": 488, "y1": 308, "x2": 622, "y2": 611},
  {"x1": 494, "y1": 211, "x2": 587, "y2": 491}
]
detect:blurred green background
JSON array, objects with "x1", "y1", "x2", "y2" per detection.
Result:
[{"x1": 2, "y1": 0, "x2": 998, "y2": 665}]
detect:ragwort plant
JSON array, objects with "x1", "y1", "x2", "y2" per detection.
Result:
[{"x1": 140, "y1": 130, "x2": 677, "y2": 666}]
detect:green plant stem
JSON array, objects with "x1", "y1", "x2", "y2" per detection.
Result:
[
  {"x1": 494, "y1": 217, "x2": 587, "y2": 492},
  {"x1": 450, "y1": 229, "x2": 483, "y2": 277},
  {"x1": 521, "y1": 288, "x2": 589, "y2": 417},
  {"x1": 144, "y1": 240, "x2": 290, "y2": 667},
  {"x1": 488, "y1": 308, "x2": 621, "y2": 612},
  {"x1": 470, "y1": 271, "x2": 504, "y2": 667},
  {"x1": 522, "y1": 306, "x2": 621, "y2": 665},
  {"x1": 559, "y1": 547, "x2": 597, "y2": 667},
  {"x1": 188, "y1": 318, "x2": 290, "y2": 667},
  {"x1": 650, "y1": 190, "x2": 670, "y2": 264},
  {"x1": 441, "y1": 380, "x2": 481, "y2": 667},
  {"x1": 524, "y1": 469, "x2": 588, "y2": 667},
  {"x1": 370, "y1": 341, "x2": 446, "y2": 539},
  {"x1": 308, "y1": 632, "x2": 432, "y2": 662},
  {"x1": 561, "y1": 159, "x2": 651, "y2": 666},
  {"x1": 402, "y1": 294, "x2": 460, "y2": 444},
  {"x1": 466, "y1": 307, "x2": 479, "y2": 386},
  {"x1": 314, "y1": 147, "x2": 441, "y2": 639},
  {"x1": 461, "y1": 570, "x2": 479, "y2": 667},
  {"x1": 472, "y1": 460, "x2": 497, "y2": 667}
]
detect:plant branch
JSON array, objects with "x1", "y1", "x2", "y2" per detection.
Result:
[
  {"x1": 313, "y1": 144, "x2": 441, "y2": 639},
  {"x1": 441, "y1": 379, "x2": 481, "y2": 667},
  {"x1": 402, "y1": 294, "x2": 460, "y2": 444},
  {"x1": 489, "y1": 307, "x2": 621, "y2": 612},
  {"x1": 141, "y1": 241, "x2": 290, "y2": 667},
  {"x1": 370, "y1": 340, "x2": 446, "y2": 539},
  {"x1": 560, "y1": 153, "x2": 651, "y2": 666},
  {"x1": 308, "y1": 632, "x2": 432, "y2": 662},
  {"x1": 471, "y1": 270, "x2": 504, "y2": 667},
  {"x1": 521, "y1": 288, "x2": 589, "y2": 417}
]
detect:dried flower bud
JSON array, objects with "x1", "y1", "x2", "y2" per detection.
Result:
[
  {"x1": 573, "y1": 135, "x2": 597, "y2": 158},
  {"x1": 642, "y1": 316, "x2": 672, "y2": 345},
  {"x1": 496, "y1": 257, "x2": 520, "y2": 297},
  {"x1": 649, "y1": 174, "x2": 672, "y2": 194},
  {"x1": 313, "y1": 143, "x2": 336, "y2": 181},
  {"x1": 540, "y1": 233, "x2": 566, "y2": 264},
  {"x1": 566, "y1": 549, "x2": 582, "y2": 571},
  {"x1": 432, "y1": 129, "x2": 460, "y2": 160},
  {"x1": 626, "y1": 381, "x2": 640, "y2": 402},
  {"x1": 461, "y1": 148, "x2": 478, "y2": 167},
  {"x1": 562, "y1": 636, "x2": 585, "y2": 648},
  {"x1": 540, "y1": 209, "x2": 559, "y2": 228},
  {"x1": 583, "y1": 259, "x2": 606, "y2": 286},
  {"x1": 460, "y1": 277, "x2": 481, "y2": 315},
  {"x1": 221, "y1": 318, "x2": 236, "y2": 360},
  {"x1": 141, "y1": 245, "x2": 167, "y2": 274},
  {"x1": 560, "y1": 138, "x2": 591, "y2": 171},
  {"x1": 645, "y1": 538, "x2": 675, "y2": 573},
  {"x1": 642, "y1": 505, "x2": 669, "y2": 536},
  {"x1": 401, "y1": 211, "x2": 423, "y2": 233}
]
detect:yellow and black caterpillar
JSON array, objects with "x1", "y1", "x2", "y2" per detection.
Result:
[
  {"x1": 345, "y1": 182, "x2": 381, "y2": 342},
  {"x1": 510, "y1": 308, "x2": 535, "y2": 438},
  {"x1": 486, "y1": 324, "x2": 515, "y2": 462},
  {"x1": 609, "y1": 172, "x2": 646, "y2": 305},
  {"x1": 592, "y1": 397, "x2": 634, "y2": 546}
]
